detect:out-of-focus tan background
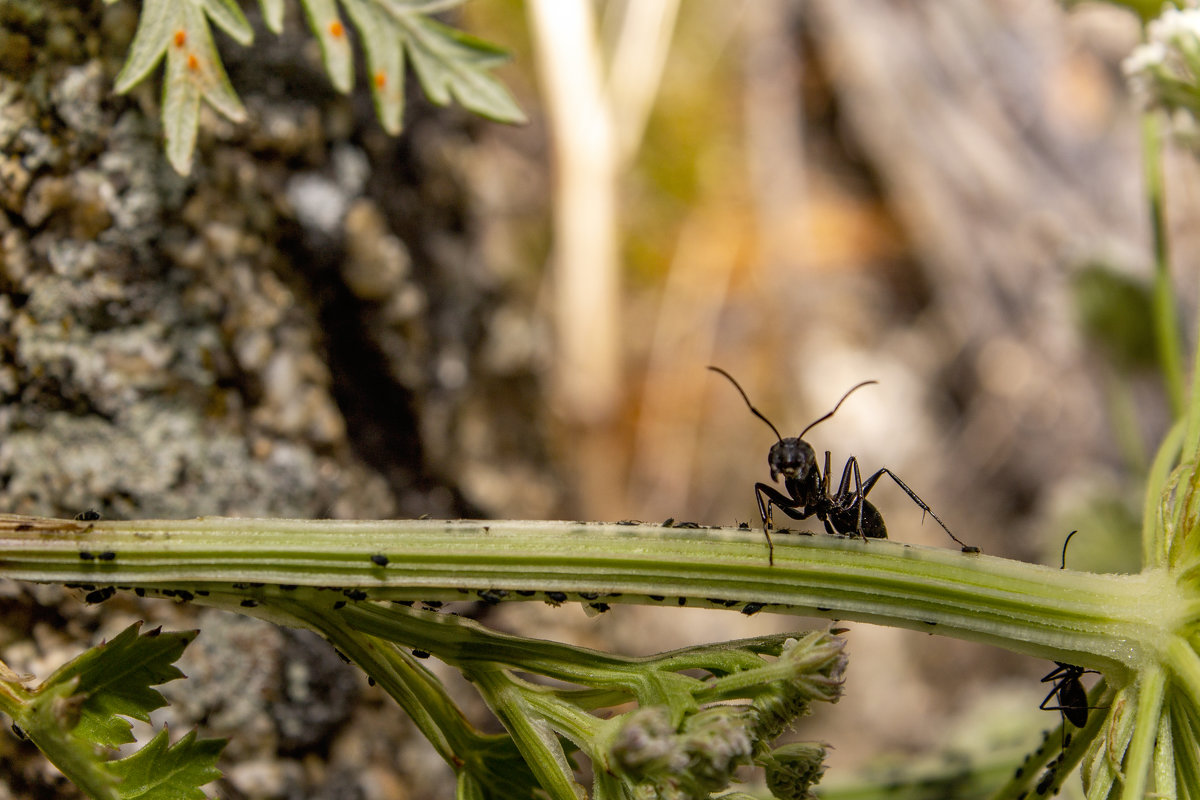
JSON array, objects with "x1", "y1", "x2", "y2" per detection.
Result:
[
  {"x1": 467, "y1": 0, "x2": 1189, "y2": 783},
  {"x1": 2, "y1": 0, "x2": 1197, "y2": 796}
]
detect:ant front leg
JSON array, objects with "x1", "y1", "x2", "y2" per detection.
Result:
[
  {"x1": 858, "y1": 468, "x2": 976, "y2": 551},
  {"x1": 754, "y1": 482, "x2": 810, "y2": 566}
]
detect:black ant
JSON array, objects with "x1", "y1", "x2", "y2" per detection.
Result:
[{"x1": 709, "y1": 366, "x2": 976, "y2": 565}]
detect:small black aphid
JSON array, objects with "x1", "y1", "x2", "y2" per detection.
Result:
[
  {"x1": 478, "y1": 589, "x2": 507, "y2": 605},
  {"x1": 134, "y1": 588, "x2": 146, "y2": 597},
  {"x1": 393, "y1": 600, "x2": 414, "y2": 607},
  {"x1": 546, "y1": 591, "x2": 567, "y2": 604},
  {"x1": 85, "y1": 587, "x2": 115, "y2": 604},
  {"x1": 516, "y1": 590, "x2": 536, "y2": 597},
  {"x1": 677, "y1": 597, "x2": 686, "y2": 606},
  {"x1": 741, "y1": 602, "x2": 765, "y2": 616},
  {"x1": 648, "y1": 595, "x2": 665, "y2": 601},
  {"x1": 423, "y1": 600, "x2": 444, "y2": 609},
  {"x1": 662, "y1": 518, "x2": 675, "y2": 527},
  {"x1": 241, "y1": 599, "x2": 258, "y2": 608},
  {"x1": 79, "y1": 551, "x2": 95, "y2": 561},
  {"x1": 344, "y1": 589, "x2": 368, "y2": 601},
  {"x1": 333, "y1": 600, "x2": 346, "y2": 610},
  {"x1": 74, "y1": 509, "x2": 101, "y2": 521},
  {"x1": 98, "y1": 551, "x2": 116, "y2": 561},
  {"x1": 370, "y1": 554, "x2": 389, "y2": 567},
  {"x1": 412, "y1": 649, "x2": 430, "y2": 659},
  {"x1": 367, "y1": 677, "x2": 376, "y2": 686},
  {"x1": 11, "y1": 723, "x2": 28, "y2": 741},
  {"x1": 589, "y1": 602, "x2": 610, "y2": 613},
  {"x1": 578, "y1": 591, "x2": 599, "y2": 600}
]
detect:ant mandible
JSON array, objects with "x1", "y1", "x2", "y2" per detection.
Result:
[{"x1": 709, "y1": 366, "x2": 978, "y2": 565}]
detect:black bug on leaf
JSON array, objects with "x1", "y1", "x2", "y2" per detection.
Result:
[{"x1": 708, "y1": 366, "x2": 976, "y2": 565}]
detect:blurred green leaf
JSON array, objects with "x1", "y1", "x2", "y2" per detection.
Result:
[{"x1": 1073, "y1": 263, "x2": 1158, "y2": 372}]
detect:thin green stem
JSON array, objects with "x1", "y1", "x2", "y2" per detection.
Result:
[
  {"x1": 1119, "y1": 666, "x2": 1166, "y2": 800},
  {"x1": 1143, "y1": 112, "x2": 1186, "y2": 419}
]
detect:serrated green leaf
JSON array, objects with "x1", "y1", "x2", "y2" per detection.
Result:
[
  {"x1": 114, "y1": 0, "x2": 174, "y2": 93},
  {"x1": 399, "y1": 15, "x2": 526, "y2": 124},
  {"x1": 38, "y1": 623, "x2": 195, "y2": 748},
  {"x1": 195, "y1": 0, "x2": 254, "y2": 46},
  {"x1": 109, "y1": 728, "x2": 225, "y2": 800},
  {"x1": 298, "y1": 0, "x2": 355, "y2": 94},
  {"x1": 257, "y1": 0, "x2": 285, "y2": 33},
  {"x1": 177, "y1": 1, "x2": 248, "y2": 123},
  {"x1": 343, "y1": 0, "x2": 406, "y2": 133}
]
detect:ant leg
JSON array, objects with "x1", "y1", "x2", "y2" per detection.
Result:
[
  {"x1": 830, "y1": 456, "x2": 869, "y2": 540},
  {"x1": 858, "y1": 468, "x2": 976, "y2": 551},
  {"x1": 754, "y1": 483, "x2": 813, "y2": 566}
]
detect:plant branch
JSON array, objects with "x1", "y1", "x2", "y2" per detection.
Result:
[{"x1": 0, "y1": 515, "x2": 1183, "y2": 676}]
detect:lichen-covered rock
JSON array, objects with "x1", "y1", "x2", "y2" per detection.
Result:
[{"x1": 0, "y1": 0, "x2": 557, "y2": 796}]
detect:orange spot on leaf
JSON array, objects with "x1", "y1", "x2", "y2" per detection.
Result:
[
  {"x1": 329, "y1": 20, "x2": 345, "y2": 38},
  {"x1": 174, "y1": 29, "x2": 186, "y2": 47},
  {"x1": 374, "y1": 71, "x2": 386, "y2": 89},
  {"x1": 187, "y1": 53, "x2": 200, "y2": 71}
]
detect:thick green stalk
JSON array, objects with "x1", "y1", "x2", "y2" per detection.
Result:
[{"x1": 0, "y1": 515, "x2": 1184, "y2": 676}]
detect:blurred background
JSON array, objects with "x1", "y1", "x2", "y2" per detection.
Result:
[{"x1": 1, "y1": 0, "x2": 1197, "y2": 796}]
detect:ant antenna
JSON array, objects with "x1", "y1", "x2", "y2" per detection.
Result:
[
  {"x1": 708, "y1": 366, "x2": 783, "y2": 443},
  {"x1": 798, "y1": 380, "x2": 879, "y2": 439},
  {"x1": 1060, "y1": 530, "x2": 1078, "y2": 570}
]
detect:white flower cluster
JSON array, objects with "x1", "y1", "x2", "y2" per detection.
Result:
[{"x1": 1124, "y1": 3, "x2": 1200, "y2": 140}]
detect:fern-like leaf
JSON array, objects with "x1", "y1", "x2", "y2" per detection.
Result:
[
  {"x1": 0, "y1": 622, "x2": 223, "y2": 800},
  {"x1": 109, "y1": 728, "x2": 226, "y2": 800},
  {"x1": 39, "y1": 622, "x2": 195, "y2": 747},
  {"x1": 114, "y1": 0, "x2": 249, "y2": 175},
  {"x1": 111, "y1": 0, "x2": 524, "y2": 174}
]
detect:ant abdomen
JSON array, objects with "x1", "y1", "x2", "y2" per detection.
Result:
[{"x1": 830, "y1": 501, "x2": 887, "y2": 539}]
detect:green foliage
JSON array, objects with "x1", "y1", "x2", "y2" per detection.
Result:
[
  {"x1": 108, "y1": 729, "x2": 226, "y2": 800},
  {"x1": 0, "y1": 622, "x2": 224, "y2": 800},
  {"x1": 43, "y1": 622, "x2": 193, "y2": 747},
  {"x1": 107, "y1": 0, "x2": 526, "y2": 175}
]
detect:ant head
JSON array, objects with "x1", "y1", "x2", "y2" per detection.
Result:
[{"x1": 768, "y1": 437, "x2": 817, "y2": 482}]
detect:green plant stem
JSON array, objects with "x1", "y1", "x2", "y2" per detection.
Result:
[
  {"x1": 0, "y1": 516, "x2": 1185, "y2": 677},
  {"x1": 1143, "y1": 112, "x2": 1186, "y2": 418}
]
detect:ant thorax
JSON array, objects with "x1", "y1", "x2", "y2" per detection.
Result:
[{"x1": 768, "y1": 438, "x2": 816, "y2": 481}]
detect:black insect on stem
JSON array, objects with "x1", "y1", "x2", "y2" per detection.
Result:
[
  {"x1": 708, "y1": 366, "x2": 977, "y2": 565},
  {"x1": 1039, "y1": 662, "x2": 1095, "y2": 728}
]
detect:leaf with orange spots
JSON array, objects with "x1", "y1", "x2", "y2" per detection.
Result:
[
  {"x1": 343, "y1": 0, "x2": 406, "y2": 133},
  {"x1": 297, "y1": 0, "x2": 355, "y2": 94}
]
